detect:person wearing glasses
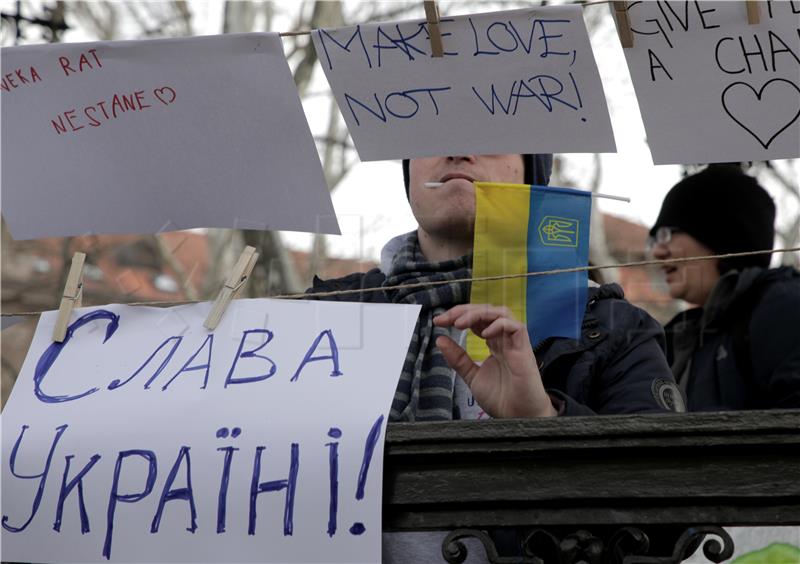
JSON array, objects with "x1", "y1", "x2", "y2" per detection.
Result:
[
  {"x1": 307, "y1": 153, "x2": 687, "y2": 563},
  {"x1": 649, "y1": 164, "x2": 800, "y2": 411}
]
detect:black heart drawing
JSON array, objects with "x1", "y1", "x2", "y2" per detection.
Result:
[{"x1": 721, "y1": 79, "x2": 800, "y2": 150}]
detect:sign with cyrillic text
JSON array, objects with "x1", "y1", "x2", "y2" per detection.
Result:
[
  {"x1": 618, "y1": 1, "x2": 800, "y2": 164},
  {"x1": 1, "y1": 299, "x2": 419, "y2": 563},
  {"x1": 313, "y1": 6, "x2": 616, "y2": 160},
  {"x1": 1, "y1": 34, "x2": 340, "y2": 239}
]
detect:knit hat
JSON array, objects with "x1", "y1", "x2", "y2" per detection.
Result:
[
  {"x1": 650, "y1": 165, "x2": 775, "y2": 273},
  {"x1": 402, "y1": 154, "x2": 553, "y2": 197}
]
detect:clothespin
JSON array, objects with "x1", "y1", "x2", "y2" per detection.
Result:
[
  {"x1": 53, "y1": 252, "x2": 86, "y2": 342},
  {"x1": 204, "y1": 246, "x2": 259, "y2": 330},
  {"x1": 424, "y1": 1, "x2": 444, "y2": 57},
  {"x1": 746, "y1": 1, "x2": 760, "y2": 25},
  {"x1": 613, "y1": 1, "x2": 634, "y2": 49}
]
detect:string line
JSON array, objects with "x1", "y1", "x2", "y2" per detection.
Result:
[
  {"x1": 276, "y1": 0, "x2": 614, "y2": 38},
  {"x1": 3, "y1": 247, "x2": 797, "y2": 318}
]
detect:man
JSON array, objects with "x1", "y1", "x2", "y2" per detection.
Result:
[
  {"x1": 650, "y1": 164, "x2": 800, "y2": 411},
  {"x1": 308, "y1": 153, "x2": 683, "y2": 420}
]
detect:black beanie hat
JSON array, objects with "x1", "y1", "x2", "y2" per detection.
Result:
[
  {"x1": 402, "y1": 154, "x2": 553, "y2": 197},
  {"x1": 650, "y1": 165, "x2": 775, "y2": 273}
]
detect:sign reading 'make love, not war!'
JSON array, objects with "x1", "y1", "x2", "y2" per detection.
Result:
[
  {"x1": 619, "y1": 1, "x2": 800, "y2": 165},
  {"x1": 1, "y1": 299, "x2": 420, "y2": 563},
  {"x1": 0, "y1": 33, "x2": 340, "y2": 240},
  {"x1": 313, "y1": 6, "x2": 616, "y2": 161}
]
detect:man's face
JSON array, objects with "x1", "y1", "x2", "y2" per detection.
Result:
[
  {"x1": 408, "y1": 154, "x2": 525, "y2": 240},
  {"x1": 651, "y1": 231, "x2": 720, "y2": 306}
]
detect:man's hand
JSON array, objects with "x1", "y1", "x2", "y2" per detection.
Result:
[{"x1": 433, "y1": 304, "x2": 557, "y2": 419}]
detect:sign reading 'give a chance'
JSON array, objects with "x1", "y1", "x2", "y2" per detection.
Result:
[
  {"x1": 313, "y1": 6, "x2": 616, "y2": 160},
  {"x1": 0, "y1": 34, "x2": 339, "y2": 240},
  {"x1": 1, "y1": 299, "x2": 419, "y2": 563},
  {"x1": 619, "y1": 1, "x2": 800, "y2": 165}
]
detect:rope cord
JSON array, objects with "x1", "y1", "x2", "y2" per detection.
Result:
[
  {"x1": 3, "y1": 247, "x2": 797, "y2": 318},
  {"x1": 276, "y1": 0, "x2": 613, "y2": 37}
]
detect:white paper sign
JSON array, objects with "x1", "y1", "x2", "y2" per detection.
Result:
[
  {"x1": 619, "y1": 1, "x2": 800, "y2": 165},
  {"x1": 0, "y1": 33, "x2": 340, "y2": 240},
  {"x1": 1, "y1": 299, "x2": 420, "y2": 563},
  {"x1": 313, "y1": 6, "x2": 616, "y2": 160}
]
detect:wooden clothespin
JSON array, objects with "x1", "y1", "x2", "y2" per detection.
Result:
[
  {"x1": 613, "y1": 1, "x2": 634, "y2": 49},
  {"x1": 204, "y1": 246, "x2": 259, "y2": 330},
  {"x1": 53, "y1": 252, "x2": 86, "y2": 342},
  {"x1": 424, "y1": 1, "x2": 444, "y2": 58},
  {"x1": 746, "y1": 1, "x2": 760, "y2": 25}
]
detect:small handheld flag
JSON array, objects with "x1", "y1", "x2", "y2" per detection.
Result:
[{"x1": 468, "y1": 183, "x2": 592, "y2": 361}]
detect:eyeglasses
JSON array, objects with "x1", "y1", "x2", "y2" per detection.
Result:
[{"x1": 646, "y1": 226, "x2": 681, "y2": 252}]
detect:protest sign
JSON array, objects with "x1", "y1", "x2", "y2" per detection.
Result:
[
  {"x1": 313, "y1": 6, "x2": 616, "y2": 161},
  {"x1": 618, "y1": 1, "x2": 800, "y2": 165},
  {"x1": 1, "y1": 33, "x2": 340, "y2": 240},
  {"x1": 1, "y1": 299, "x2": 420, "y2": 563}
]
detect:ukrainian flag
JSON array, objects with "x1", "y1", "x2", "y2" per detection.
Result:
[{"x1": 468, "y1": 183, "x2": 592, "y2": 360}]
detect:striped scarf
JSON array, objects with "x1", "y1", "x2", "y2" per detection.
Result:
[{"x1": 382, "y1": 233, "x2": 471, "y2": 421}]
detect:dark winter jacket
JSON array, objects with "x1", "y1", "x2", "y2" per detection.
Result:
[
  {"x1": 308, "y1": 269, "x2": 683, "y2": 416},
  {"x1": 664, "y1": 266, "x2": 800, "y2": 411}
]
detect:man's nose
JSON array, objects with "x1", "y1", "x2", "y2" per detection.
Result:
[{"x1": 446, "y1": 155, "x2": 478, "y2": 164}]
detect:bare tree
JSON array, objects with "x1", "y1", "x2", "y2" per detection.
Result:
[
  {"x1": 10, "y1": 0, "x2": 796, "y2": 306},
  {"x1": 69, "y1": 1, "x2": 118, "y2": 40},
  {"x1": 754, "y1": 160, "x2": 800, "y2": 268}
]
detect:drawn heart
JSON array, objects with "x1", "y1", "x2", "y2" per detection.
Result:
[
  {"x1": 153, "y1": 86, "x2": 177, "y2": 105},
  {"x1": 721, "y1": 79, "x2": 800, "y2": 150}
]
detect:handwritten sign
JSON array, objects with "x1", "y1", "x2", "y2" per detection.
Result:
[
  {"x1": 1, "y1": 299, "x2": 420, "y2": 562},
  {"x1": 0, "y1": 33, "x2": 340, "y2": 240},
  {"x1": 619, "y1": 1, "x2": 800, "y2": 165},
  {"x1": 313, "y1": 6, "x2": 616, "y2": 161}
]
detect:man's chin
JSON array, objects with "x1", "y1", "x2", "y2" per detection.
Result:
[{"x1": 429, "y1": 219, "x2": 474, "y2": 239}]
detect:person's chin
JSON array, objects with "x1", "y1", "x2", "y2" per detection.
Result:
[
  {"x1": 432, "y1": 216, "x2": 474, "y2": 237},
  {"x1": 666, "y1": 281, "x2": 686, "y2": 301},
  {"x1": 441, "y1": 198, "x2": 474, "y2": 221}
]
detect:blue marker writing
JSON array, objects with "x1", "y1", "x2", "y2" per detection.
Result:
[
  {"x1": 249, "y1": 443, "x2": 300, "y2": 536},
  {"x1": 326, "y1": 427, "x2": 342, "y2": 537},
  {"x1": 34, "y1": 310, "x2": 118, "y2": 403},
  {"x1": 225, "y1": 329, "x2": 276, "y2": 387},
  {"x1": 349, "y1": 415, "x2": 384, "y2": 536},
  {"x1": 150, "y1": 446, "x2": 197, "y2": 534},
  {"x1": 291, "y1": 329, "x2": 343, "y2": 381},
  {"x1": 54, "y1": 453, "x2": 101, "y2": 533},
  {"x1": 160, "y1": 334, "x2": 214, "y2": 391},
  {"x1": 104, "y1": 450, "x2": 157, "y2": 559},
  {"x1": 3, "y1": 424, "x2": 68, "y2": 532}
]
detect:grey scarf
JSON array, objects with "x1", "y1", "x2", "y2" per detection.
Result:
[{"x1": 382, "y1": 233, "x2": 471, "y2": 421}]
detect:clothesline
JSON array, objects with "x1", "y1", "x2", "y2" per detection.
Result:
[
  {"x1": 3, "y1": 246, "x2": 798, "y2": 318},
  {"x1": 276, "y1": 0, "x2": 614, "y2": 38}
]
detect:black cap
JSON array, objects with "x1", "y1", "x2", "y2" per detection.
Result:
[
  {"x1": 650, "y1": 165, "x2": 775, "y2": 273},
  {"x1": 402, "y1": 154, "x2": 553, "y2": 197}
]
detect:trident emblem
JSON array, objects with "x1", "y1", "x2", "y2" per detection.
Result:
[{"x1": 538, "y1": 216, "x2": 579, "y2": 247}]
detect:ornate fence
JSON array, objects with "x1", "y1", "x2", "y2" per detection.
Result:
[{"x1": 383, "y1": 410, "x2": 800, "y2": 563}]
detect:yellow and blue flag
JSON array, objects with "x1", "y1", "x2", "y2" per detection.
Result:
[{"x1": 468, "y1": 183, "x2": 592, "y2": 360}]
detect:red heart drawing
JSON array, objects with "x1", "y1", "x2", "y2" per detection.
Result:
[{"x1": 153, "y1": 86, "x2": 177, "y2": 105}]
